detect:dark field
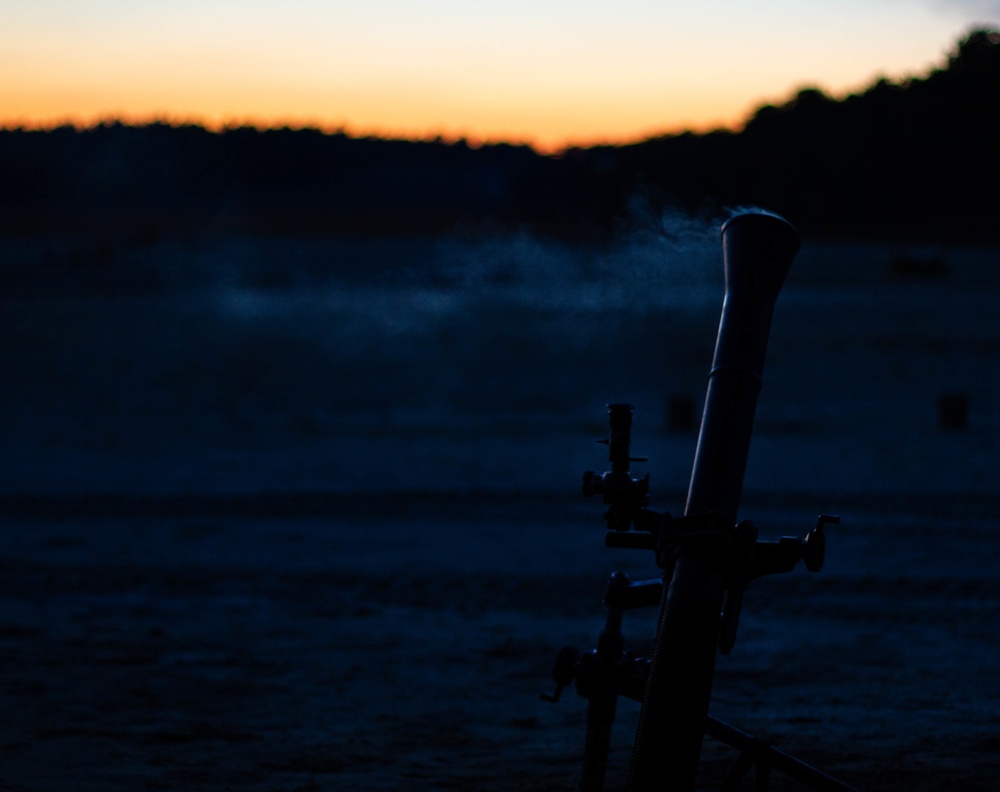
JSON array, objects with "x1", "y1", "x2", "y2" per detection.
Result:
[{"x1": 1, "y1": 228, "x2": 999, "y2": 789}]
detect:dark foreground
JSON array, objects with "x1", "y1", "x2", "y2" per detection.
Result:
[
  {"x1": 1, "y1": 492, "x2": 998, "y2": 791},
  {"x1": 2, "y1": 233, "x2": 1000, "y2": 789}
]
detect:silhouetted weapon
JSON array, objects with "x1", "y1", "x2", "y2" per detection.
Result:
[{"x1": 542, "y1": 212, "x2": 860, "y2": 792}]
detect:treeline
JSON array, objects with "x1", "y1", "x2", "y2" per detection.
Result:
[
  {"x1": 615, "y1": 27, "x2": 1000, "y2": 241},
  {"x1": 1, "y1": 28, "x2": 997, "y2": 242}
]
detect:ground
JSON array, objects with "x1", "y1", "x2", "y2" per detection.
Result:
[
  {"x1": 1, "y1": 231, "x2": 999, "y2": 789},
  {"x1": 1, "y1": 489, "x2": 998, "y2": 791}
]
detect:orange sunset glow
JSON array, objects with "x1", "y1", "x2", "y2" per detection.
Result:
[{"x1": 2, "y1": 1, "x2": 997, "y2": 150}]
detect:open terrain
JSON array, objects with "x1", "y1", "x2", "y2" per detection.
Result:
[{"x1": 1, "y1": 228, "x2": 999, "y2": 789}]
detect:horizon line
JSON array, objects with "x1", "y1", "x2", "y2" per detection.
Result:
[
  {"x1": 4, "y1": 27, "x2": 991, "y2": 157},
  {"x1": 0, "y1": 113, "x2": 746, "y2": 156}
]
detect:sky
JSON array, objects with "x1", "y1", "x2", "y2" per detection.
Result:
[{"x1": 2, "y1": 0, "x2": 999, "y2": 151}]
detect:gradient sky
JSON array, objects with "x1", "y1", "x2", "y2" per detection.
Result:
[{"x1": 2, "y1": 0, "x2": 999, "y2": 151}]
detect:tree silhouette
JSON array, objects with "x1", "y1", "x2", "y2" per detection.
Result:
[{"x1": 1, "y1": 28, "x2": 997, "y2": 242}]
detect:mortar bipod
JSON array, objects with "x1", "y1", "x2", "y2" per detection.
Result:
[
  {"x1": 541, "y1": 403, "x2": 859, "y2": 792},
  {"x1": 543, "y1": 567, "x2": 858, "y2": 792}
]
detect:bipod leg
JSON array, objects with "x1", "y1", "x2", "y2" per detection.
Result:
[
  {"x1": 718, "y1": 737, "x2": 770, "y2": 792},
  {"x1": 706, "y1": 716, "x2": 860, "y2": 792},
  {"x1": 580, "y1": 691, "x2": 617, "y2": 792},
  {"x1": 579, "y1": 573, "x2": 628, "y2": 792}
]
